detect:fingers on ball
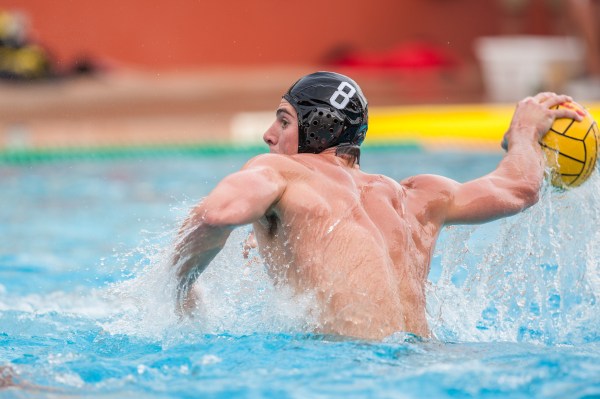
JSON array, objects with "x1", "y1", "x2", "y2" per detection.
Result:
[{"x1": 554, "y1": 107, "x2": 584, "y2": 121}]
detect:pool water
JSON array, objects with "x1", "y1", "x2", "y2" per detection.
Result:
[{"x1": 1, "y1": 149, "x2": 599, "y2": 398}]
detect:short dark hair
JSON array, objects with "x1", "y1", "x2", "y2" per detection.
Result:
[{"x1": 335, "y1": 144, "x2": 360, "y2": 167}]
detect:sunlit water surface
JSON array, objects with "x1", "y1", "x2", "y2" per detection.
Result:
[{"x1": 1, "y1": 150, "x2": 599, "y2": 398}]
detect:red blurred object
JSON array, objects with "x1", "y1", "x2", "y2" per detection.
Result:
[{"x1": 329, "y1": 41, "x2": 458, "y2": 71}]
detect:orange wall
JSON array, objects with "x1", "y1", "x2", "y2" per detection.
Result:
[{"x1": 1, "y1": 0, "x2": 565, "y2": 70}]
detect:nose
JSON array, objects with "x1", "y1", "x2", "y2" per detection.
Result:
[{"x1": 263, "y1": 124, "x2": 277, "y2": 147}]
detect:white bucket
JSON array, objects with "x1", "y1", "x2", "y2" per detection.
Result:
[{"x1": 475, "y1": 36, "x2": 585, "y2": 103}]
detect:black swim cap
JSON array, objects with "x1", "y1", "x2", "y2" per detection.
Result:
[{"x1": 283, "y1": 71, "x2": 368, "y2": 154}]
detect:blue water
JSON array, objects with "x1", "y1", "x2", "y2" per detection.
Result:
[{"x1": 1, "y1": 149, "x2": 599, "y2": 398}]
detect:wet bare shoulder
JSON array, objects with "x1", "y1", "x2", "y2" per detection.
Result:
[
  {"x1": 401, "y1": 174, "x2": 456, "y2": 197},
  {"x1": 366, "y1": 172, "x2": 405, "y2": 191},
  {"x1": 400, "y1": 174, "x2": 459, "y2": 223},
  {"x1": 242, "y1": 153, "x2": 311, "y2": 178},
  {"x1": 356, "y1": 172, "x2": 407, "y2": 203}
]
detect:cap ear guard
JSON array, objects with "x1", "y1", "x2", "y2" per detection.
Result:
[
  {"x1": 289, "y1": 103, "x2": 350, "y2": 153},
  {"x1": 283, "y1": 71, "x2": 368, "y2": 154}
]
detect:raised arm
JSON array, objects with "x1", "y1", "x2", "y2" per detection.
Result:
[
  {"x1": 172, "y1": 155, "x2": 286, "y2": 315},
  {"x1": 406, "y1": 93, "x2": 584, "y2": 225}
]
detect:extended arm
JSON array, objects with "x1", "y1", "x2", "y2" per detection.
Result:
[
  {"x1": 406, "y1": 93, "x2": 584, "y2": 225},
  {"x1": 172, "y1": 157, "x2": 286, "y2": 315},
  {"x1": 447, "y1": 93, "x2": 584, "y2": 223}
]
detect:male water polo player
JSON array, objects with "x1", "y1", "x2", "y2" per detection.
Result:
[{"x1": 171, "y1": 72, "x2": 583, "y2": 340}]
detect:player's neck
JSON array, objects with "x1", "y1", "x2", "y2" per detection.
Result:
[{"x1": 319, "y1": 148, "x2": 359, "y2": 169}]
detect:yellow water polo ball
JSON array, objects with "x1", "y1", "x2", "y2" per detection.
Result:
[{"x1": 540, "y1": 101, "x2": 599, "y2": 188}]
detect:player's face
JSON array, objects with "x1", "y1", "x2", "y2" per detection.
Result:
[{"x1": 263, "y1": 99, "x2": 299, "y2": 155}]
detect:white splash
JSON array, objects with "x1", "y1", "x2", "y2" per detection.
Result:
[
  {"x1": 99, "y1": 226, "x2": 318, "y2": 340},
  {"x1": 427, "y1": 172, "x2": 600, "y2": 344}
]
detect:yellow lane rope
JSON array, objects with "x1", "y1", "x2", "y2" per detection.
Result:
[{"x1": 368, "y1": 103, "x2": 600, "y2": 151}]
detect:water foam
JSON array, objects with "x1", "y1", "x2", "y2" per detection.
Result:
[
  {"x1": 428, "y1": 173, "x2": 600, "y2": 344},
  {"x1": 100, "y1": 226, "x2": 318, "y2": 341}
]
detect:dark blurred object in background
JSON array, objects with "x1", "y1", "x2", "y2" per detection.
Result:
[
  {"x1": 0, "y1": 9, "x2": 98, "y2": 82},
  {"x1": 0, "y1": 10, "x2": 52, "y2": 80}
]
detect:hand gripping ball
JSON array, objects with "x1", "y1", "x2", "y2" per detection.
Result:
[{"x1": 540, "y1": 101, "x2": 599, "y2": 188}]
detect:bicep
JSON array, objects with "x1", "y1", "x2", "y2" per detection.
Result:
[
  {"x1": 405, "y1": 174, "x2": 536, "y2": 226},
  {"x1": 445, "y1": 174, "x2": 537, "y2": 224}
]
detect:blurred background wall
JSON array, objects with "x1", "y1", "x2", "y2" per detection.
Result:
[
  {"x1": 1, "y1": 0, "x2": 595, "y2": 151},
  {"x1": 0, "y1": 0, "x2": 570, "y2": 70}
]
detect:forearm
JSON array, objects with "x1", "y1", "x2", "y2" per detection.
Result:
[
  {"x1": 446, "y1": 128, "x2": 544, "y2": 224},
  {"x1": 494, "y1": 126, "x2": 545, "y2": 201},
  {"x1": 172, "y1": 216, "x2": 234, "y2": 314}
]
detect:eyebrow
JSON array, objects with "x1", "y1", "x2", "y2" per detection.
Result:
[{"x1": 276, "y1": 108, "x2": 294, "y2": 118}]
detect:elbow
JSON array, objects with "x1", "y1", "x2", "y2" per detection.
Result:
[
  {"x1": 186, "y1": 204, "x2": 234, "y2": 230},
  {"x1": 497, "y1": 172, "x2": 542, "y2": 213},
  {"x1": 189, "y1": 196, "x2": 257, "y2": 229},
  {"x1": 515, "y1": 183, "x2": 540, "y2": 210},
  {"x1": 202, "y1": 205, "x2": 252, "y2": 228},
  {"x1": 202, "y1": 209, "x2": 235, "y2": 228},
  {"x1": 523, "y1": 189, "x2": 540, "y2": 209}
]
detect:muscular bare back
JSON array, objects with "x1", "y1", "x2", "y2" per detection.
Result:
[{"x1": 251, "y1": 152, "x2": 439, "y2": 339}]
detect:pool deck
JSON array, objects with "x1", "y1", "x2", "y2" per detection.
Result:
[{"x1": 0, "y1": 66, "x2": 598, "y2": 153}]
